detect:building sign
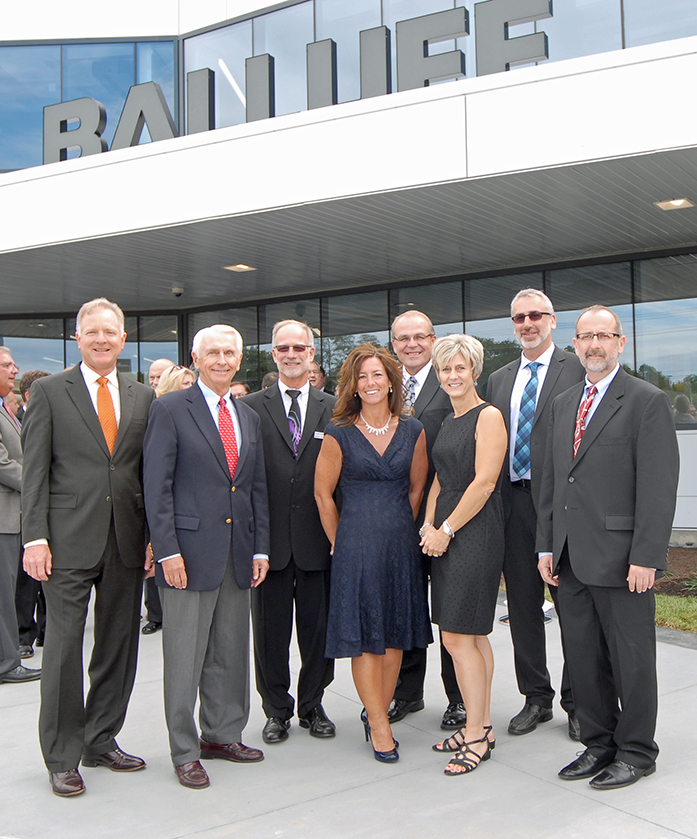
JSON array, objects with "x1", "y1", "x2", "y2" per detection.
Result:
[{"x1": 43, "y1": 0, "x2": 552, "y2": 164}]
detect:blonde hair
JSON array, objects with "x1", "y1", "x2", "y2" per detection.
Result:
[
  {"x1": 156, "y1": 366, "x2": 195, "y2": 397},
  {"x1": 431, "y1": 334, "x2": 484, "y2": 380},
  {"x1": 75, "y1": 298, "x2": 125, "y2": 336}
]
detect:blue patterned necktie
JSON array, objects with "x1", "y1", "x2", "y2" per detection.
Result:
[
  {"x1": 512, "y1": 362, "x2": 540, "y2": 478},
  {"x1": 286, "y1": 389, "x2": 302, "y2": 457},
  {"x1": 404, "y1": 376, "x2": 418, "y2": 408}
]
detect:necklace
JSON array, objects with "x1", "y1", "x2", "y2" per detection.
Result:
[{"x1": 360, "y1": 412, "x2": 392, "y2": 436}]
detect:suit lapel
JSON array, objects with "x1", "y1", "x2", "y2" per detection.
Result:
[
  {"x1": 187, "y1": 386, "x2": 231, "y2": 480},
  {"x1": 533, "y1": 348, "x2": 564, "y2": 428},
  {"x1": 65, "y1": 366, "x2": 111, "y2": 458},
  {"x1": 497, "y1": 360, "x2": 520, "y2": 431},
  {"x1": 264, "y1": 386, "x2": 295, "y2": 455},
  {"x1": 572, "y1": 371, "x2": 625, "y2": 467},
  {"x1": 413, "y1": 367, "x2": 439, "y2": 419},
  {"x1": 112, "y1": 372, "x2": 135, "y2": 456},
  {"x1": 0, "y1": 404, "x2": 21, "y2": 440},
  {"x1": 232, "y1": 399, "x2": 251, "y2": 479},
  {"x1": 296, "y1": 388, "x2": 324, "y2": 459}
]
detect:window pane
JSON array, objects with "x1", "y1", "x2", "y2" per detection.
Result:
[
  {"x1": 0, "y1": 45, "x2": 61, "y2": 171},
  {"x1": 0, "y1": 319, "x2": 65, "y2": 379},
  {"x1": 137, "y1": 41, "x2": 176, "y2": 117},
  {"x1": 188, "y1": 307, "x2": 259, "y2": 388},
  {"x1": 184, "y1": 21, "x2": 252, "y2": 130},
  {"x1": 253, "y1": 2, "x2": 314, "y2": 117},
  {"x1": 321, "y1": 291, "x2": 390, "y2": 388},
  {"x1": 315, "y1": 0, "x2": 381, "y2": 103},
  {"x1": 390, "y1": 281, "x2": 463, "y2": 337},
  {"x1": 624, "y1": 0, "x2": 697, "y2": 48},
  {"x1": 465, "y1": 273, "x2": 542, "y2": 393},
  {"x1": 139, "y1": 315, "x2": 179, "y2": 378},
  {"x1": 63, "y1": 43, "x2": 135, "y2": 152},
  {"x1": 635, "y1": 255, "x2": 697, "y2": 425},
  {"x1": 537, "y1": 0, "x2": 622, "y2": 63}
]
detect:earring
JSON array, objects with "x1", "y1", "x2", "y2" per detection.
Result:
[
  {"x1": 354, "y1": 392, "x2": 358, "y2": 397},
  {"x1": 389, "y1": 387, "x2": 393, "y2": 393}
]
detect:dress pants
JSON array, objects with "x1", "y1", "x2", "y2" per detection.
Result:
[
  {"x1": 15, "y1": 558, "x2": 46, "y2": 646},
  {"x1": 160, "y1": 556, "x2": 251, "y2": 766},
  {"x1": 504, "y1": 482, "x2": 573, "y2": 712},
  {"x1": 39, "y1": 522, "x2": 143, "y2": 772},
  {"x1": 0, "y1": 533, "x2": 21, "y2": 678},
  {"x1": 394, "y1": 558, "x2": 462, "y2": 705},
  {"x1": 144, "y1": 576, "x2": 163, "y2": 624},
  {"x1": 252, "y1": 557, "x2": 334, "y2": 720},
  {"x1": 557, "y1": 549, "x2": 658, "y2": 768}
]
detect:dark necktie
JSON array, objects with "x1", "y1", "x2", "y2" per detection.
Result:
[
  {"x1": 286, "y1": 390, "x2": 302, "y2": 456},
  {"x1": 218, "y1": 397, "x2": 239, "y2": 477},
  {"x1": 512, "y1": 362, "x2": 540, "y2": 478},
  {"x1": 573, "y1": 385, "x2": 597, "y2": 458},
  {"x1": 97, "y1": 376, "x2": 118, "y2": 454}
]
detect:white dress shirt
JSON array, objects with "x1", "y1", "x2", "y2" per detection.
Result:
[
  {"x1": 80, "y1": 362, "x2": 121, "y2": 424},
  {"x1": 277, "y1": 379, "x2": 311, "y2": 426},
  {"x1": 402, "y1": 361, "x2": 433, "y2": 404}
]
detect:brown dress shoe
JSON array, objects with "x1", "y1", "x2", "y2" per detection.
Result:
[
  {"x1": 50, "y1": 769, "x2": 86, "y2": 797},
  {"x1": 81, "y1": 747, "x2": 146, "y2": 772},
  {"x1": 199, "y1": 738, "x2": 264, "y2": 762},
  {"x1": 174, "y1": 760, "x2": 210, "y2": 789}
]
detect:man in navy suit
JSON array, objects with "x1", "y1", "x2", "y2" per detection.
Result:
[{"x1": 143, "y1": 324, "x2": 270, "y2": 789}]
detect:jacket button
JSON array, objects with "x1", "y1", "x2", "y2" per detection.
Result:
[
  {"x1": 231, "y1": 486, "x2": 236, "y2": 492},
  {"x1": 568, "y1": 477, "x2": 574, "y2": 483},
  {"x1": 110, "y1": 465, "x2": 115, "y2": 471},
  {"x1": 105, "y1": 496, "x2": 111, "y2": 501},
  {"x1": 226, "y1": 518, "x2": 232, "y2": 524}
]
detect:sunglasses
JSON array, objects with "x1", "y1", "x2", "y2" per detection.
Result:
[
  {"x1": 274, "y1": 344, "x2": 309, "y2": 354},
  {"x1": 511, "y1": 311, "x2": 552, "y2": 325}
]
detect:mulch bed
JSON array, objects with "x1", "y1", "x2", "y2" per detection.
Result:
[{"x1": 654, "y1": 548, "x2": 697, "y2": 597}]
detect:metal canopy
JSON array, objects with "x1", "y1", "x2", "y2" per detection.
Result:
[{"x1": 2, "y1": 145, "x2": 697, "y2": 316}]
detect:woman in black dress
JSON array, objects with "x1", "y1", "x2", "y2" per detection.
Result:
[
  {"x1": 315, "y1": 344, "x2": 430, "y2": 762},
  {"x1": 420, "y1": 335, "x2": 507, "y2": 776}
]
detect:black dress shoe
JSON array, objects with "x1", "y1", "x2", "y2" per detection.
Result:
[
  {"x1": 0, "y1": 664, "x2": 41, "y2": 684},
  {"x1": 141, "y1": 621, "x2": 162, "y2": 635},
  {"x1": 507, "y1": 702, "x2": 553, "y2": 735},
  {"x1": 559, "y1": 749, "x2": 615, "y2": 780},
  {"x1": 441, "y1": 701, "x2": 467, "y2": 730},
  {"x1": 50, "y1": 768, "x2": 86, "y2": 797},
  {"x1": 387, "y1": 698, "x2": 425, "y2": 723},
  {"x1": 299, "y1": 704, "x2": 336, "y2": 738},
  {"x1": 81, "y1": 747, "x2": 146, "y2": 771},
  {"x1": 567, "y1": 712, "x2": 581, "y2": 742},
  {"x1": 19, "y1": 645, "x2": 34, "y2": 659},
  {"x1": 590, "y1": 760, "x2": 656, "y2": 790},
  {"x1": 35, "y1": 637, "x2": 44, "y2": 647},
  {"x1": 262, "y1": 717, "x2": 290, "y2": 744}
]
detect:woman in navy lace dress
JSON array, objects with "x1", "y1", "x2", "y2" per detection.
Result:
[{"x1": 315, "y1": 344, "x2": 430, "y2": 762}]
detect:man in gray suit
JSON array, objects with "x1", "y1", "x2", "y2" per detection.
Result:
[
  {"x1": 537, "y1": 305, "x2": 679, "y2": 790},
  {"x1": 486, "y1": 289, "x2": 584, "y2": 739},
  {"x1": 22, "y1": 298, "x2": 155, "y2": 797},
  {"x1": 0, "y1": 347, "x2": 41, "y2": 685},
  {"x1": 388, "y1": 310, "x2": 465, "y2": 731},
  {"x1": 143, "y1": 324, "x2": 270, "y2": 789}
]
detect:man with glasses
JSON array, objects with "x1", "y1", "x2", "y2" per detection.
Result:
[
  {"x1": 0, "y1": 349, "x2": 42, "y2": 685},
  {"x1": 486, "y1": 289, "x2": 584, "y2": 739},
  {"x1": 388, "y1": 311, "x2": 466, "y2": 731},
  {"x1": 243, "y1": 321, "x2": 337, "y2": 744},
  {"x1": 537, "y1": 305, "x2": 678, "y2": 789}
]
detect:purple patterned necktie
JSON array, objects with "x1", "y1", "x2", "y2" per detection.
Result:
[{"x1": 286, "y1": 389, "x2": 302, "y2": 457}]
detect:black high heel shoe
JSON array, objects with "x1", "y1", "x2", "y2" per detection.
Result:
[{"x1": 360, "y1": 709, "x2": 399, "y2": 761}]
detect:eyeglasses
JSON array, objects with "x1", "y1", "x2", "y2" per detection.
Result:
[
  {"x1": 274, "y1": 344, "x2": 309, "y2": 354},
  {"x1": 0, "y1": 362, "x2": 18, "y2": 371},
  {"x1": 575, "y1": 332, "x2": 621, "y2": 344},
  {"x1": 393, "y1": 333, "x2": 434, "y2": 344},
  {"x1": 511, "y1": 311, "x2": 552, "y2": 325}
]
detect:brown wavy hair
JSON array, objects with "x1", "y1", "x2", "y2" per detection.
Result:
[{"x1": 332, "y1": 343, "x2": 405, "y2": 426}]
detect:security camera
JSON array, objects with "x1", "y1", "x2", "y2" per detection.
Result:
[{"x1": 172, "y1": 286, "x2": 184, "y2": 298}]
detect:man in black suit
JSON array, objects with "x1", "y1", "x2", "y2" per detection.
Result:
[
  {"x1": 22, "y1": 298, "x2": 155, "y2": 797},
  {"x1": 486, "y1": 289, "x2": 584, "y2": 739},
  {"x1": 243, "y1": 320, "x2": 336, "y2": 743},
  {"x1": 537, "y1": 305, "x2": 679, "y2": 790},
  {"x1": 388, "y1": 311, "x2": 465, "y2": 731},
  {"x1": 143, "y1": 324, "x2": 270, "y2": 789}
]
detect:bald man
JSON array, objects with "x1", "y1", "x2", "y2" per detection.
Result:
[{"x1": 148, "y1": 359, "x2": 174, "y2": 390}]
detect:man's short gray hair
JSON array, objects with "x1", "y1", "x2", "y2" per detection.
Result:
[
  {"x1": 575, "y1": 304, "x2": 623, "y2": 336},
  {"x1": 192, "y1": 324, "x2": 244, "y2": 356},
  {"x1": 75, "y1": 298, "x2": 125, "y2": 336},
  {"x1": 271, "y1": 320, "x2": 315, "y2": 348},
  {"x1": 431, "y1": 334, "x2": 484, "y2": 380},
  {"x1": 510, "y1": 289, "x2": 555, "y2": 317},
  {"x1": 390, "y1": 310, "x2": 435, "y2": 339}
]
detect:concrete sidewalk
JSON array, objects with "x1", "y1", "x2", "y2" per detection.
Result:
[{"x1": 1, "y1": 598, "x2": 696, "y2": 839}]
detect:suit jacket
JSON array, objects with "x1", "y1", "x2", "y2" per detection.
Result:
[
  {"x1": 0, "y1": 406, "x2": 22, "y2": 534},
  {"x1": 242, "y1": 384, "x2": 335, "y2": 572},
  {"x1": 143, "y1": 383, "x2": 270, "y2": 591},
  {"x1": 412, "y1": 366, "x2": 452, "y2": 525},
  {"x1": 536, "y1": 367, "x2": 679, "y2": 587},
  {"x1": 486, "y1": 346, "x2": 585, "y2": 514},
  {"x1": 21, "y1": 367, "x2": 155, "y2": 568}
]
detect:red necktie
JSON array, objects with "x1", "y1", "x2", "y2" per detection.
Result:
[
  {"x1": 97, "y1": 377, "x2": 118, "y2": 454},
  {"x1": 573, "y1": 385, "x2": 597, "y2": 458},
  {"x1": 218, "y1": 397, "x2": 239, "y2": 478}
]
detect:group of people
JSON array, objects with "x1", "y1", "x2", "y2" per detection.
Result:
[{"x1": 0, "y1": 288, "x2": 678, "y2": 797}]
